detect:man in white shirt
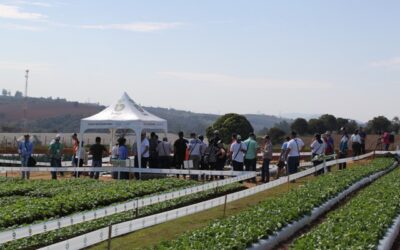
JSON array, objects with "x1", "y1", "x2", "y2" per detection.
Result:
[
  {"x1": 285, "y1": 131, "x2": 305, "y2": 175},
  {"x1": 156, "y1": 137, "x2": 173, "y2": 169},
  {"x1": 351, "y1": 129, "x2": 362, "y2": 156},
  {"x1": 229, "y1": 135, "x2": 247, "y2": 171},
  {"x1": 134, "y1": 131, "x2": 150, "y2": 169}
]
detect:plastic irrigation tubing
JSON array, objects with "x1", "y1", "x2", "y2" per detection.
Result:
[
  {"x1": 39, "y1": 155, "x2": 380, "y2": 250},
  {"x1": 377, "y1": 212, "x2": 400, "y2": 250},
  {"x1": 0, "y1": 172, "x2": 256, "y2": 244},
  {"x1": 248, "y1": 161, "x2": 399, "y2": 250}
]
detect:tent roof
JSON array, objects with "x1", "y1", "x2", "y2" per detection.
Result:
[{"x1": 80, "y1": 92, "x2": 167, "y2": 131}]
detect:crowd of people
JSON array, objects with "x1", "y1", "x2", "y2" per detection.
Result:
[{"x1": 16, "y1": 127, "x2": 397, "y2": 180}]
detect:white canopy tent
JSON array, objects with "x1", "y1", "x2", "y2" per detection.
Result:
[{"x1": 79, "y1": 92, "x2": 168, "y2": 177}]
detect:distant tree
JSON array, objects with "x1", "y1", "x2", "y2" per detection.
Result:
[
  {"x1": 336, "y1": 117, "x2": 349, "y2": 130},
  {"x1": 308, "y1": 118, "x2": 326, "y2": 134},
  {"x1": 2, "y1": 89, "x2": 7, "y2": 96},
  {"x1": 7, "y1": 91, "x2": 11, "y2": 96},
  {"x1": 346, "y1": 120, "x2": 359, "y2": 134},
  {"x1": 274, "y1": 120, "x2": 291, "y2": 133},
  {"x1": 366, "y1": 116, "x2": 391, "y2": 133},
  {"x1": 206, "y1": 113, "x2": 253, "y2": 143},
  {"x1": 319, "y1": 114, "x2": 338, "y2": 131},
  {"x1": 14, "y1": 91, "x2": 23, "y2": 98},
  {"x1": 391, "y1": 116, "x2": 400, "y2": 134},
  {"x1": 268, "y1": 127, "x2": 286, "y2": 145},
  {"x1": 290, "y1": 118, "x2": 308, "y2": 135},
  {"x1": 257, "y1": 127, "x2": 269, "y2": 136}
]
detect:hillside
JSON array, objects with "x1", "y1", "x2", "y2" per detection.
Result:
[{"x1": 0, "y1": 95, "x2": 288, "y2": 134}]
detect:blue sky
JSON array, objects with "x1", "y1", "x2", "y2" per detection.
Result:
[{"x1": 0, "y1": 0, "x2": 399, "y2": 122}]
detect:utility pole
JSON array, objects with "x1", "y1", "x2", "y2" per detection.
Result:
[{"x1": 23, "y1": 69, "x2": 29, "y2": 131}]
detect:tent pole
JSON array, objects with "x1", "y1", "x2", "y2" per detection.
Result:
[
  {"x1": 77, "y1": 124, "x2": 85, "y2": 179},
  {"x1": 136, "y1": 129, "x2": 142, "y2": 180}
]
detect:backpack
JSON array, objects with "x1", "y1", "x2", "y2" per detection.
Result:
[{"x1": 389, "y1": 134, "x2": 395, "y2": 143}]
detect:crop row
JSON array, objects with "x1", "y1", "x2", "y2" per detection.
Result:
[
  {"x1": 153, "y1": 158, "x2": 394, "y2": 250},
  {"x1": 0, "y1": 183, "x2": 245, "y2": 250},
  {"x1": 0, "y1": 178, "x2": 196, "y2": 230},
  {"x1": 292, "y1": 163, "x2": 400, "y2": 249}
]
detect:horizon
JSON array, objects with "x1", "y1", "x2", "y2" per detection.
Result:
[{"x1": 1, "y1": 1, "x2": 399, "y2": 122}]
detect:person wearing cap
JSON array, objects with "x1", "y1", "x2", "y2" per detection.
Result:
[
  {"x1": 18, "y1": 134, "x2": 34, "y2": 179},
  {"x1": 284, "y1": 131, "x2": 304, "y2": 176},
  {"x1": 229, "y1": 135, "x2": 247, "y2": 171},
  {"x1": 243, "y1": 132, "x2": 259, "y2": 182},
  {"x1": 261, "y1": 135, "x2": 273, "y2": 183},
  {"x1": 49, "y1": 134, "x2": 64, "y2": 179}
]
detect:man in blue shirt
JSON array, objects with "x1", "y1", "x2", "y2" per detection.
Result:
[{"x1": 18, "y1": 134, "x2": 34, "y2": 179}]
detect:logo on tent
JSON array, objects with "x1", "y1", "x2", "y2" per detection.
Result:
[{"x1": 114, "y1": 103, "x2": 125, "y2": 112}]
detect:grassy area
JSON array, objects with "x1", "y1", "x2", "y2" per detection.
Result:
[{"x1": 90, "y1": 176, "x2": 314, "y2": 250}]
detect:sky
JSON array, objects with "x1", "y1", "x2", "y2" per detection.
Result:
[{"x1": 0, "y1": 0, "x2": 399, "y2": 122}]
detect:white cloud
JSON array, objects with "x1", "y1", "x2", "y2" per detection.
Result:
[
  {"x1": 80, "y1": 22, "x2": 183, "y2": 32},
  {"x1": 370, "y1": 57, "x2": 400, "y2": 68},
  {"x1": 11, "y1": 1, "x2": 52, "y2": 7},
  {"x1": 158, "y1": 71, "x2": 332, "y2": 89},
  {"x1": 0, "y1": 23, "x2": 43, "y2": 31},
  {"x1": 0, "y1": 4, "x2": 46, "y2": 19}
]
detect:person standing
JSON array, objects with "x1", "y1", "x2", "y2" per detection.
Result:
[
  {"x1": 115, "y1": 137, "x2": 129, "y2": 179},
  {"x1": 149, "y1": 132, "x2": 159, "y2": 168},
  {"x1": 261, "y1": 135, "x2": 273, "y2": 183},
  {"x1": 49, "y1": 134, "x2": 63, "y2": 180},
  {"x1": 198, "y1": 135, "x2": 208, "y2": 170},
  {"x1": 310, "y1": 133, "x2": 325, "y2": 175},
  {"x1": 157, "y1": 137, "x2": 173, "y2": 169},
  {"x1": 243, "y1": 133, "x2": 258, "y2": 182},
  {"x1": 216, "y1": 140, "x2": 227, "y2": 179},
  {"x1": 382, "y1": 132, "x2": 390, "y2": 151},
  {"x1": 18, "y1": 134, "x2": 34, "y2": 179},
  {"x1": 173, "y1": 132, "x2": 188, "y2": 176},
  {"x1": 89, "y1": 137, "x2": 108, "y2": 179},
  {"x1": 188, "y1": 133, "x2": 202, "y2": 172},
  {"x1": 133, "y1": 132, "x2": 150, "y2": 178},
  {"x1": 339, "y1": 130, "x2": 349, "y2": 170},
  {"x1": 110, "y1": 143, "x2": 119, "y2": 160},
  {"x1": 229, "y1": 135, "x2": 247, "y2": 171},
  {"x1": 285, "y1": 131, "x2": 304, "y2": 176},
  {"x1": 351, "y1": 129, "x2": 362, "y2": 156},
  {"x1": 359, "y1": 127, "x2": 367, "y2": 154},
  {"x1": 277, "y1": 136, "x2": 290, "y2": 177},
  {"x1": 323, "y1": 131, "x2": 334, "y2": 159}
]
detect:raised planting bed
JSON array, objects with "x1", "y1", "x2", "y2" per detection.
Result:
[
  {"x1": 0, "y1": 177, "x2": 196, "y2": 230},
  {"x1": 153, "y1": 158, "x2": 394, "y2": 250},
  {"x1": 0, "y1": 183, "x2": 245, "y2": 250},
  {"x1": 292, "y1": 165, "x2": 400, "y2": 250}
]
